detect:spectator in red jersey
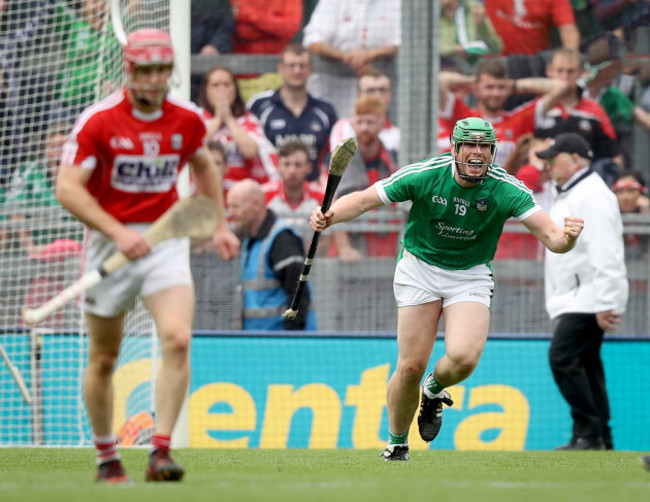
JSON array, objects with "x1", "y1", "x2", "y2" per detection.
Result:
[
  {"x1": 231, "y1": 0, "x2": 302, "y2": 55},
  {"x1": 327, "y1": 96, "x2": 400, "y2": 263},
  {"x1": 199, "y1": 66, "x2": 280, "y2": 194},
  {"x1": 330, "y1": 69, "x2": 400, "y2": 161},
  {"x1": 262, "y1": 140, "x2": 329, "y2": 253},
  {"x1": 484, "y1": 0, "x2": 580, "y2": 56},
  {"x1": 230, "y1": 0, "x2": 303, "y2": 101},
  {"x1": 437, "y1": 60, "x2": 570, "y2": 163},
  {"x1": 55, "y1": 29, "x2": 239, "y2": 483},
  {"x1": 535, "y1": 48, "x2": 620, "y2": 184}
]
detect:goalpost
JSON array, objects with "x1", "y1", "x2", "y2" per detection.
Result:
[{"x1": 0, "y1": 0, "x2": 189, "y2": 447}]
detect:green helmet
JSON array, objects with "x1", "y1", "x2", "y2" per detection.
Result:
[
  {"x1": 451, "y1": 117, "x2": 497, "y2": 150},
  {"x1": 450, "y1": 117, "x2": 498, "y2": 183}
]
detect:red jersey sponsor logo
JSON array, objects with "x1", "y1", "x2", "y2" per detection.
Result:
[{"x1": 112, "y1": 154, "x2": 180, "y2": 193}]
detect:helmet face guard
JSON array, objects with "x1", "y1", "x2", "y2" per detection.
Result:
[
  {"x1": 124, "y1": 29, "x2": 174, "y2": 105},
  {"x1": 451, "y1": 118, "x2": 498, "y2": 183}
]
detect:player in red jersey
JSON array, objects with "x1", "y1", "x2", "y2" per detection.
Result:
[{"x1": 57, "y1": 29, "x2": 240, "y2": 484}]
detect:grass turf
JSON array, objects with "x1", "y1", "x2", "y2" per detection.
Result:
[{"x1": 0, "y1": 448, "x2": 649, "y2": 502}]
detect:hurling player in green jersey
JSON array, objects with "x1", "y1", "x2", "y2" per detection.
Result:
[{"x1": 310, "y1": 117, "x2": 585, "y2": 461}]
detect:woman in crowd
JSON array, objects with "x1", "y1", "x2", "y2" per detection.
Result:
[{"x1": 198, "y1": 66, "x2": 279, "y2": 192}]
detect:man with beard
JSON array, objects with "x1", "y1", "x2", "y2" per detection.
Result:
[
  {"x1": 329, "y1": 69, "x2": 400, "y2": 159},
  {"x1": 309, "y1": 117, "x2": 584, "y2": 461},
  {"x1": 326, "y1": 95, "x2": 399, "y2": 262}
]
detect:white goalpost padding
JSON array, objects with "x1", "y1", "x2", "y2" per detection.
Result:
[{"x1": 168, "y1": 1, "x2": 191, "y2": 449}]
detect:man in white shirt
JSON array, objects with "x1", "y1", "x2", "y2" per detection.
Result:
[
  {"x1": 302, "y1": 0, "x2": 401, "y2": 118},
  {"x1": 537, "y1": 133, "x2": 628, "y2": 451}
]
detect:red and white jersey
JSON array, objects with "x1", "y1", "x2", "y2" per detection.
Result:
[
  {"x1": 263, "y1": 179, "x2": 324, "y2": 216},
  {"x1": 61, "y1": 90, "x2": 207, "y2": 223},
  {"x1": 208, "y1": 111, "x2": 279, "y2": 191},
  {"x1": 440, "y1": 92, "x2": 542, "y2": 165},
  {"x1": 330, "y1": 116, "x2": 400, "y2": 158},
  {"x1": 263, "y1": 179, "x2": 324, "y2": 244}
]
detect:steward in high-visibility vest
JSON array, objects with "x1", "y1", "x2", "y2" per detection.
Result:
[{"x1": 239, "y1": 210, "x2": 317, "y2": 330}]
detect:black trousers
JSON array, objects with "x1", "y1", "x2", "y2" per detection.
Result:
[{"x1": 549, "y1": 313, "x2": 612, "y2": 446}]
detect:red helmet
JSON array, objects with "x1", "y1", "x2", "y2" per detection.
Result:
[{"x1": 123, "y1": 29, "x2": 174, "y2": 70}]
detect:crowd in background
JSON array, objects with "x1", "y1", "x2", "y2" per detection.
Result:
[
  {"x1": 1, "y1": 0, "x2": 650, "y2": 330},
  {"x1": 187, "y1": 0, "x2": 650, "y2": 262}
]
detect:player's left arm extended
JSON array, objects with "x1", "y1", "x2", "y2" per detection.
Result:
[{"x1": 522, "y1": 210, "x2": 583, "y2": 254}]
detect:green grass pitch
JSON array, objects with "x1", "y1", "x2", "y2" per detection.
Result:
[{"x1": 1, "y1": 448, "x2": 649, "y2": 502}]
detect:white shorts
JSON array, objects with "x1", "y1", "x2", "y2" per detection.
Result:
[
  {"x1": 393, "y1": 249, "x2": 494, "y2": 309},
  {"x1": 81, "y1": 224, "x2": 193, "y2": 317}
]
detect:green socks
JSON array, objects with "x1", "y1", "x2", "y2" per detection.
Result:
[
  {"x1": 388, "y1": 430, "x2": 409, "y2": 445},
  {"x1": 424, "y1": 372, "x2": 444, "y2": 397}
]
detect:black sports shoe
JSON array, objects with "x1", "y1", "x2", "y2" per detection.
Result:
[
  {"x1": 145, "y1": 449, "x2": 184, "y2": 482},
  {"x1": 418, "y1": 389, "x2": 453, "y2": 442},
  {"x1": 95, "y1": 459, "x2": 131, "y2": 483},
  {"x1": 555, "y1": 437, "x2": 605, "y2": 451},
  {"x1": 380, "y1": 444, "x2": 410, "y2": 461}
]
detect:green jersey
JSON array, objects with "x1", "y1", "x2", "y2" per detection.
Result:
[
  {"x1": 54, "y1": 5, "x2": 121, "y2": 108},
  {"x1": 375, "y1": 153, "x2": 540, "y2": 270}
]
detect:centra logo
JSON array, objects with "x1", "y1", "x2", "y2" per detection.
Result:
[{"x1": 432, "y1": 195, "x2": 448, "y2": 205}]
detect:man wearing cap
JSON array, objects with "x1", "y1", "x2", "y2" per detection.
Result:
[{"x1": 536, "y1": 132, "x2": 628, "y2": 451}]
